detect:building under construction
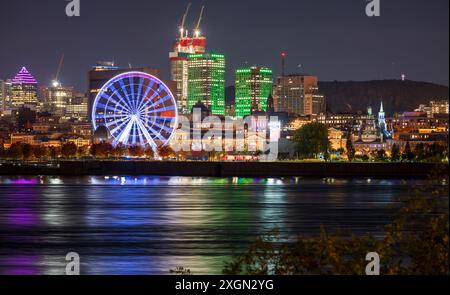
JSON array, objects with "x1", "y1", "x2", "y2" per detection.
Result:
[{"x1": 169, "y1": 4, "x2": 207, "y2": 114}]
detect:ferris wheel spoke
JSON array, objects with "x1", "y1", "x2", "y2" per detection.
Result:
[
  {"x1": 128, "y1": 77, "x2": 138, "y2": 111},
  {"x1": 138, "y1": 85, "x2": 163, "y2": 112},
  {"x1": 147, "y1": 119, "x2": 174, "y2": 134},
  {"x1": 106, "y1": 116, "x2": 130, "y2": 130},
  {"x1": 108, "y1": 84, "x2": 133, "y2": 111},
  {"x1": 116, "y1": 118, "x2": 135, "y2": 146},
  {"x1": 100, "y1": 90, "x2": 127, "y2": 111},
  {"x1": 97, "y1": 113, "x2": 128, "y2": 120},
  {"x1": 145, "y1": 123, "x2": 170, "y2": 142},
  {"x1": 119, "y1": 79, "x2": 135, "y2": 112},
  {"x1": 136, "y1": 77, "x2": 144, "y2": 111},
  {"x1": 109, "y1": 117, "x2": 132, "y2": 137},
  {"x1": 135, "y1": 117, "x2": 158, "y2": 150},
  {"x1": 143, "y1": 94, "x2": 174, "y2": 111},
  {"x1": 137, "y1": 127, "x2": 145, "y2": 147},
  {"x1": 131, "y1": 120, "x2": 138, "y2": 146},
  {"x1": 136, "y1": 80, "x2": 156, "y2": 111},
  {"x1": 143, "y1": 104, "x2": 176, "y2": 115}
]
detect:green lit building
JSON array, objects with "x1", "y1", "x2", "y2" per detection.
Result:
[
  {"x1": 188, "y1": 53, "x2": 225, "y2": 115},
  {"x1": 235, "y1": 67, "x2": 273, "y2": 117}
]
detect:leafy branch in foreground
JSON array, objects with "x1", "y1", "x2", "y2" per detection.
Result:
[
  {"x1": 224, "y1": 165, "x2": 449, "y2": 275},
  {"x1": 170, "y1": 266, "x2": 193, "y2": 275}
]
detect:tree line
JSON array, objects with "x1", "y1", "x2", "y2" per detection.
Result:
[{"x1": 0, "y1": 142, "x2": 177, "y2": 161}]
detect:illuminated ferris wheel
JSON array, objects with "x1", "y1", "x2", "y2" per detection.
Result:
[{"x1": 92, "y1": 72, "x2": 178, "y2": 151}]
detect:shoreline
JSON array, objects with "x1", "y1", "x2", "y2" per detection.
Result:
[{"x1": 0, "y1": 161, "x2": 446, "y2": 179}]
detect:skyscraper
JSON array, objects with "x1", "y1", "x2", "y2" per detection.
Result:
[
  {"x1": 169, "y1": 5, "x2": 207, "y2": 115},
  {"x1": 42, "y1": 83, "x2": 74, "y2": 117},
  {"x1": 0, "y1": 80, "x2": 11, "y2": 114},
  {"x1": 274, "y1": 74, "x2": 325, "y2": 116},
  {"x1": 169, "y1": 36, "x2": 206, "y2": 114},
  {"x1": 188, "y1": 53, "x2": 225, "y2": 115},
  {"x1": 235, "y1": 67, "x2": 273, "y2": 117},
  {"x1": 10, "y1": 67, "x2": 38, "y2": 108}
]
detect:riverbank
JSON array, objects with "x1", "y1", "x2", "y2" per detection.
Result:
[{"x1": 0, "y1": 161, "x2": 446, "y2": 178}]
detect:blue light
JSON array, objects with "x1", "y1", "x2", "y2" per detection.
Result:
[{"x1": 92, "y1": 72, "x2": 178, "y2": 152}]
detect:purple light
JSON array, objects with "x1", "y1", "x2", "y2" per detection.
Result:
[
  {"x1": 11, "y1": 66, "x2": 38, "y2": 85},
  {"x1": 13, "y1": 178, "x2": 39, "y2": 185}
]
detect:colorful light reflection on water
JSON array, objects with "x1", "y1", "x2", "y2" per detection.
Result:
[{"x1": 0, "y1": 176, "x2": 421, "y2": 275}]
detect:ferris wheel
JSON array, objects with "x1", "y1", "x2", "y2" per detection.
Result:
[{"x1": 92, "y1": 72, "x2": 178, "y2": 151}]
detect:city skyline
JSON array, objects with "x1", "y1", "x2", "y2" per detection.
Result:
[{"x1": 0, "y1": 0, "x2": 449, "y2": 92}]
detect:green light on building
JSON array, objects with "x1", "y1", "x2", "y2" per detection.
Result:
[
  {"x1": 235, "y1": 66, "x2": 273, "y2": 117},
  {"x1": 188, "y1": 53, "x2": 226, "y2": 116}
]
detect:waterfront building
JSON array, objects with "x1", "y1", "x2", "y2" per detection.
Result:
[
  {"x1": 317, "y1": 113, "x2": 355, "y2": 129},
  {"x1": 398, "y1": 129, "x2": 448, "y2": 144},
  {"x1": 235, "y1": 67, "x2": 273, "y2": 117},
  {"x1": 10, "y1": 67, "x2": 38, "y2": 109},
  {"x1": 273, "y1": 74, "x2": 325, "y2": 116},
  {"x1": 328, "y1": 127, "x2": 347, "y2": 152},
  {"x1": 187, "y1": 53, "x2": 225, "y2": 115}
]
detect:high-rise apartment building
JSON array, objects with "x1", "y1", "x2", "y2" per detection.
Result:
[
  {"x1": 0, "y1": 79, "x2": 12, "y2": 114},
  {"x1": 42, "y1": 83, "x2": 74, "y2": 116},
  {"x1": 169, "y1": 35, "x2": 206, "y2": 114},
  {"x1": 10, "y1": 67, "x2": 38, "y2": 108},
  {"x1": 235, "y1": 67, "x2": 273, "y2": 117},
  {"x1": 274, "y1": 74, "x2": 325, "y2": 116},
  {"x1": 188, "y1": 53, "x2": 225, "y2": 115}
]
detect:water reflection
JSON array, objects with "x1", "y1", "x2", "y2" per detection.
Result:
[{"x1": 0, "y1": 176, "x2": 420, "y2": 275}]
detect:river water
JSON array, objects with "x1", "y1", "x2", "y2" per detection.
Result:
[{"x1": 0, "y1": 176, "x2": 417, "y2": 275}]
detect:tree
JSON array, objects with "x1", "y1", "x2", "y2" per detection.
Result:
[
  {"x1": 402, "y1": 142, "x2": 414, "y2": 162},
  {"x1": 90, "y1": 142, "x2": 113, "y2": 159},
  {"x1": 7, "y1": 143, "x2": 23, "y2": 160},
  {"x1": 415, "y1": 143, "x2": 426, "y2": 162},
  {"x1": 112, "y1": 143, "x2": 127, "y2": 158},
  {"x1": 22, "y1": 144, "x2": 34, "y2": 161},
  {"x1": 223, "y1": 166, "x2": 449, "y2": 275},
  {"x1": 61, "y1": 142, "x2": 78, "y2": 159},
  {"x1": 375, "y1": 149, "x2": 387, "y2": 162},
  {"x1": 391, "y1": 144, "x2": 401, "y2": 162},
  {"x1": 144, "y1": 147, "x2": 155, "y2": 160},
  {"x1": 33, "y1": 146, "x2": 49, "y2": 160},
  {"x1": 49, "y1": 147, "x2": 60, "y2": 159},
  {"x1": 346, "y1": 134, "x2": 356, "y2": 162},
  {"x1": 128, "y1": 145, "x2": 145, "y2": 158},
  {"x1": 158, "y1": 146, "x2": 176, "y2": 159},
  {"x1": 293, "y1": 123, "x2": 330, "y2": 159},
  {"x1": 77, "y1": 146, "x2": 90, "y2": 158}
]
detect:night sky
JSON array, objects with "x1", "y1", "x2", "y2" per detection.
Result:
[{"x1": 0, "y1": 0, "x2": 448, "y2": 91}]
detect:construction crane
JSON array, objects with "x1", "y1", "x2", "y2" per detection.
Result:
[
  {"x1": 180, "y1": 3, "x2": 192, "y2": 38},
  {"x1": 52, "y1": 54, "x2": 65, "y2": 87},
  {"x1": 194, "y1": 5, "x2": 205, "y2": 38}
]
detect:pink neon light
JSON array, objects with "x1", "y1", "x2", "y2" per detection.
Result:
[{"x1": 12, "y1": 67, "x2": 38, "y2": 85}]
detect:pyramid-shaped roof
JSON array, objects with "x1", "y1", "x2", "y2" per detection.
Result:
[{"x1": 12, "y1": 67, "x2": 37, "y2": 85}]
